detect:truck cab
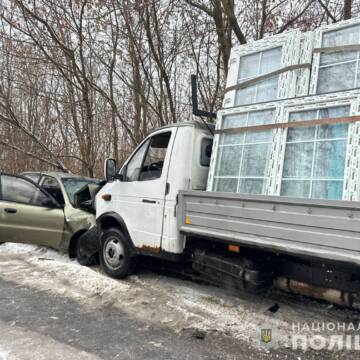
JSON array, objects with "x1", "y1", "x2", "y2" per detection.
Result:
[{"x1": 96, "y1": 121, "x2": 213, "y2": 277}]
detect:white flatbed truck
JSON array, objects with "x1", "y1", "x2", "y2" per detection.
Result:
[{"x1": 96, "y1": 120, "x2": 360, "y2": 308}]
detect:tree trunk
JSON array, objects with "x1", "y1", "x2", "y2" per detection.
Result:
[{"x1": 344, "y1": 0, "x2": 352, "y2": 19}]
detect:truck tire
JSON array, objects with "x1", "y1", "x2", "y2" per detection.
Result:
[{"x1": 99, "y1": 228, "x2": 132, "y2": 279}]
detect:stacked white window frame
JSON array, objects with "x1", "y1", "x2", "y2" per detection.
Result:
[
  {"x1": 208, "y1": 19, "x2": 360, "y2": 201},
  {"x1": 223, "y1": 30, "x2": 306, "y2": 108},
  {"x1": 310, "y1": 18, "x2": 360, "y2": 96},
  {"x1": 208, "y1": 92, "x2": 360, "y2": 200}
]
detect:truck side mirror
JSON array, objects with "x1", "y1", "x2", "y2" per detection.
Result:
[{"x1": 104, "y1": 158, "x2": 117, "y2": 182}]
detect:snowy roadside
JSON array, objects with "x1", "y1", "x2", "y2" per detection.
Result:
[{"x1": 0, "y1": 243, "x2": 357, "y2": 352}]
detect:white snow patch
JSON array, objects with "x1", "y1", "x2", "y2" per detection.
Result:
[{"x1": 0, "y1": 351, "x2": 9, "y2": 360}]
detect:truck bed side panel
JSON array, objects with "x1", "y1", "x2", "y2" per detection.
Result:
[{"x1": 178, "y1": 191, "x2": 360, "y2": 266}]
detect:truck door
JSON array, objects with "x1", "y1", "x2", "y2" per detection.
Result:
[{"x1": 114, "y1": 129, "x2": 175, "y2": 250}]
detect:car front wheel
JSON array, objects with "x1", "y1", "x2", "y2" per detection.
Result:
[{"x1": 99, "y1": 228, "x2": 133, "y2": 279}]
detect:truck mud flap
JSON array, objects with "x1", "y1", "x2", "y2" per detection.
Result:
[{"x1": 192, "y1": 250, "x2": 274, "y2": 293}]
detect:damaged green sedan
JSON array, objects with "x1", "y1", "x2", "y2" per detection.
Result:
[{"x1": 0, "y1": 172, "x2": 101, "y2": 265}]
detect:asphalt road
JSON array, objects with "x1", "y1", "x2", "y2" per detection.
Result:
[
  {"x1": 0, "y1": 244, "x2": 359, "y2": 359},
  {"x1": 0, "y1": 277, "x2": 271, "y2": 360},
  {"x1": 0, "y1": 276, "x2": 355, "y2": 360}
]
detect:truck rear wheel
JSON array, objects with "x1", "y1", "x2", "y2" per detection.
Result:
[{"x1": 99, "y1": 228, "x2": 133, "y2": 279}]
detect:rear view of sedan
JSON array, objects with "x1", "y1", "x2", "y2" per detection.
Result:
[{"x1": 0, "y1": 172, "x2": 100, "y2": 264}]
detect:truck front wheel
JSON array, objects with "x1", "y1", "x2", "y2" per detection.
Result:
[{"x1": 99, "y1": 228, "x2": 133, "y2": 279}]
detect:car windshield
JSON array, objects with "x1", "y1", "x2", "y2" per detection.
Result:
[{"x1": 61, "y1": 178, "x2": 98, "y2": 205}]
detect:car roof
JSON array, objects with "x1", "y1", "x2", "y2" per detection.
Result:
[
  {"x1": 21, "y1": 171, "x2": 97, "y2": 181},
  {"x1": 151, "y1": 120, "x2": 215, "y2": 133}
]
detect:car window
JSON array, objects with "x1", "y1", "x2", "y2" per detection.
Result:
[
  {"x1": 61, "y1": 178, "x2": 98, "y2": 205},
  {"x1": 42, "y1": 176, "x2": 65, "y2": 206},
  {"x1": 200, "y1": 138, "x2": 213, "y2": 167},
  {"x1": 139, "y1": 132, "x2": 171, "y2": 181},
  {"x1": 1, "y1": 175, "x2": 51, "y2": 207},
  {"x1": 125, "y1": 139, "x2": 150, "y2": 182}
]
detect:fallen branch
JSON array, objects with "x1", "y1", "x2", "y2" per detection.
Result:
[{"x1": 0, "y1": 140, "x2": 65, "y2": 170}]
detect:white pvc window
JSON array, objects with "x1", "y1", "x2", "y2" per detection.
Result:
[
  {"x1": 280, "y1": 105, "x2": 350, "y2": 200},
  {"x1": 213, "y1": 109, "x2": 275, "y2": 194},
  {"x1": 235, "y1": 47, "x2": 282, "y2": 106},
  {"x1": 317, "y1": 24, "x2": 360, "y2": 94}
]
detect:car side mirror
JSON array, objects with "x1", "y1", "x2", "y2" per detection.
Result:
[{"x1": 104, "y1": 158, "x2": 117, "y2": 182}]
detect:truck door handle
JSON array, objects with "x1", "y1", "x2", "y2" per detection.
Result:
[
  {"x1": 4, "y1": 208, "x2": 17, "y2": 214},
  {"x1": 142, "y1": 199, "x2": 156, "y2": 204}
]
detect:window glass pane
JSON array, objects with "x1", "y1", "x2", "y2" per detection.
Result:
[
  {"x1": 287, "y1": 126, "x2": 315, "y2": 142},
  {"x1": 281, "y1": 180, "x2": 310, "y2": 198},
  {"x1": 1, "y1": 175, "x2": 49, "y2": 206},
  {"x1": 314, "y1": 140, "x2": 347, "y2": 178},
  {"x1": 216, "y1": 146, "x2": 241, "y2": 176},
  {"x1": 239, "y1": 52, "x2": 259, "y2": 80},
  {"x1": 236, "y1": 85, "x2": 257, "y2": 106},
  {"x1": 319, "y1": 105, "x2": 350, "y2": 119},
  {"x1": 214, "y1": 178, "x2": 238, "y2": 193},
  {"x1": 322, "y1": 24, "x2": 360, "y2": 47},
  {"x1": 221, "y1": 114, "x2": 247, "y2": 145},
  {"x1": 238, "y1": 179, "x2": 264, "y2": 195},
  {"x1": 311, "y1": 181, "x2": 343, "y2": 200},
  {"x1": 288, "y1": 110, "x2": 317, "y2": 142},
  {"x1": 317, "y1": 62, "x2": 356, "y2": 94},
  {"x1": 289, "y1": 109, "x2": 318, "y2": 122},
  {"x1": 317, "y1": 123, "x2": 348, "y2": 139},
  {"x1": 125, "y1": 139, "x2": 150, "y2": 181},
  {"x1": 241, "y1": 144, "x2": 271, "y2": 177},
  {"x1": 282, "y1": 142, "x2": 314, "y2": 178},
  {"x1": 255, "y1": 76, "x2": 279, "y2": 103},
  {"x1": 139, "y1": 132, "x2": 171, "y2": 181},
  {"x1": 238, "y1": 48, "x2": 281, "y2": 81},
  {"x1": 236, "y1": 77, "x2": 279, "y2": 106},
  {"x1": 222, "y1": 113, "x2": 248, "y2": 128},
  {"x1": 320, "y1": 51, "x2": 357, "y2": 66},
  {"x1": 260, "y1": 47, "x2": 282, "y2": 74},
  {"x1": 318, "y1": 106, "x2": 350, "y2": 139},
  {"x1": 245, "y1": 129, "x2": 272, "y2": 144},
  {"x1": 246, "y1": 110, "x2": 274, "y2": 143}
]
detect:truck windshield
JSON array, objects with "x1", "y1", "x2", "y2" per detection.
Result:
[{"x1": 62, "y1": 178, "x2": 98, "y2": 205}]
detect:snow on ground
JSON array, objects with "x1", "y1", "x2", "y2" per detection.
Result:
[{"x1": 0, "y1": 243, "x2": 358, "y2": 351}]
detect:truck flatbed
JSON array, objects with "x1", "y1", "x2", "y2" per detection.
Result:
[{"x1": 179, "y1": 191, "x2": 360, "y2": 267}]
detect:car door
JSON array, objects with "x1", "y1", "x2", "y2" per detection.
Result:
[
  {"x1": 111, "y1": 129, "x2": 175, "y2": 251},
  {"x1": 0, "y1": 174, "x2": 65, "y2": 248}
]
